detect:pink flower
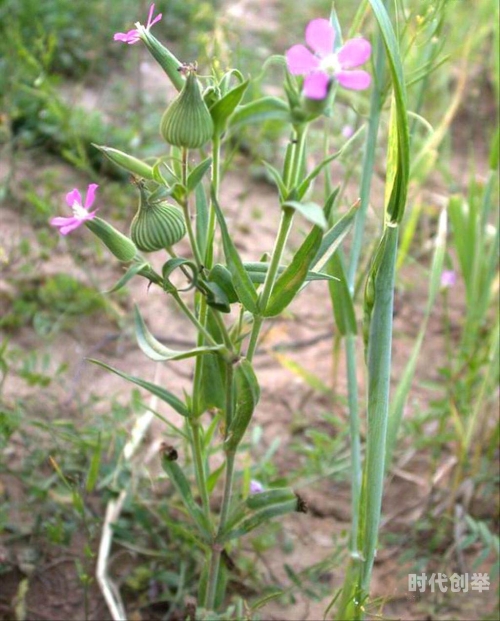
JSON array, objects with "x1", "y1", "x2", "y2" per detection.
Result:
[
  {"x1": 50, "y1": 184, "x2": 99, "y2": 235},
  {"x1": 286, "y1": 18, "x2": 371, "y2": 100},
  {"x1": 441, "y1": 270, "x2": 457, "y2": 289},
  {"x1": 250, "y1": 480, "x2": 264, "y2": 494},
  {"x1": 114, "y1": 3, "x2": 162, "y2": 45}
]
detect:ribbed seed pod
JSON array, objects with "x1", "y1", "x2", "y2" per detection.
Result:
[
  {"x1": 131, "y1": 200, "x2": 186, "y2": 252},
  {"x1": 160, "y1": 71, "x2": 214, "y2": 149}
]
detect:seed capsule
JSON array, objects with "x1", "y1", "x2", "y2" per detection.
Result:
[
  {"x1": 130, "y1": 187, "x2": 186, "y2": 252},
  {"x1": 160, "y1": 69, "x2": 214, "y2": 149}
]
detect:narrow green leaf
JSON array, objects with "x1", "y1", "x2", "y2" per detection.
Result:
[
  {"x1": 161, "y1": 452, "x2": 211, "y2": 538},
  {"x1": 187, "y1": 157, "x2": 212, "y2": 192},
  {"x1": 361, "y1": 225, "x2": 399, "y2": 588},
  {"x1": 89, "y1": 359, "x2": 189, "y2": 417},
  {"x1": 245, "y1": 487, "x2": 297, "y2": 510},
  {"x1": 262, "y1": 162, "x2": 287, "y2": 200},
  {"x1": 310, "y1": 197, "x2": 358, "y2": 273},
  {"x1": 262, "y1": 190, "x2": 342, "y2": 317},
  {"x1": 250, "y1": 590, "x2": 284, "y2": 612},
  {"x1": 134, "y1": 306, "x2": 224, "y2": 361},
  {"x1": 369, "y1": 0, "x2": 409, "y2": 223},
  {"x1": 228, "y1": 96, "x2": 290, "y2": 131},
  {"x1": 273, "y1": 353, "x2": 331, "y2": 393},
  {"x1": 282, "y1": 201, "x2": 327, "y2": 229},
  {"x1": 106, "y1": 261, "x2": 150, "y2": 293},
  {"x1": 218, "y1": 499, "x2": 299, "y2": 543},
  {"x1": 210, "y1": 80, "x2": 249, "y2": 130},
  {"x1": 386, "y1": 209, "x2": 447, "y2": 468},
  {"x1": 162, "y1": 258, "x2": 198, "y2": 291},
  {"x1": 224, "y1": 359, "x2": 261, "y2": 452},
  {"x1": 211, "y1": 190, "x2": 260, "y2": 314},
  {"x1": 263, "y1": 224, "x2": 323, "y2": 317},
  {"x1": 206, "y1": 462, "x2": 225, "y2": 494},
  {"x1": 207, "y1": 264, "x2": 239, "y2": 303},
  {"x1": 245, "y1": 264, "x2": 337, "y2": 284},
  {"x1": 197, "y1": 310, "x2": 228, "y2": 415},
  {"x1": 296, "y1": 139, "x2": 362, "y2": 200}
]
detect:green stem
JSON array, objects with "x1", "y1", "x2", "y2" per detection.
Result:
[
  {"x1": 189, "y1": 418, "x2": 211, "y2": 520},
  {"x1": 204, "y1": 453, "x2": 236, "y2": 609},
  {"x1": 204, "y1": 363, "x2": 236, "y2": 610},
  {"x1": 170, "y1": 291, "x2": 218, "y2": 346},
  {"x1": 211, "y1": 307, "x2": 234, "y2": 353},
  {"x1": 192, "y1": 295, "x2": 208, "y2": 418},
  {"x1": 246, "y1": 208, "x2": 294, "y2": 362},
  {"x1": 181, "y1": 147, "x2": 204, "y2": 268},
  {"x1": 345, "y1": 333, "x2": 362, "y2": 552},
  {"x1": 246, "y1": 126, "x2": 307, "y2": 361},
  {"x1": 205, "y1": 134, "x2": 221, "y2": 269},
  {"x1": 246, "y1": 315, "x2": 263, "y2": 363},
  {"x1": 204, "y1": 545, "x2": 222, "y2": 610},
  {"x1": 218, "y1": 451, "x2": 236, "y2": 532},
  {"x1": 191, "y1": 131, "x2": 223, "y2": 417},
  {"x1": 346, "y1": 28, "x2": 386, "y2": 291}
]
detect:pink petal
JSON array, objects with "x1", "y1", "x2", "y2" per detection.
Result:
[
  {"x1": 147, "y1": 3, "x2": 162, "y2": 28},
  {"x1": 50, "y1": 216, "x2": 81, "y2": 235},
  {"x1": 66, "y1": 188, "x2": 82, "y2": 208},
  {"x1": 286, "y1": 45, "x2": 320, "y2": 75},
  {"x1": 149, "y1": 12, "x2": 162, "y2": 28},
  {"x1": 303, "y1": 72, "x2": 330, "y2": 100},
  {"x1": 51, "y1": 216, "x2": 76, "y2": 227},
  {"x1": 59, "y1": 221, "x2": 84, "y2": 235},
  {"x1": 336, "y1": 70, "x2": 372, "y2": 90},
  {"x1": 85, "y1": 209, "x2": 99, "y2": 220},
  {"x1": 146, "y1": 3, "x2": 156, "y2": 25},
  {"x1": 84, "y1": 183, "x2": 99, "y2": 209},
  {"x1": 114, "y1": 30, "x2": 140, "y2": 44},
  {"x1": 305, "y1": 18, "x2": 335, "y2": 57},
  {"x1": 337, "y1": 38, "x2": 372, "y2": 69}
]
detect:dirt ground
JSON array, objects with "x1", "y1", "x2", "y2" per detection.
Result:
[{"x1": 1, "y1": 2, "x2": 499, "y2": 620}]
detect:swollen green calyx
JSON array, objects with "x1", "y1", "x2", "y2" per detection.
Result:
[
  {"x1": 160, "y1": 68, "x2": 214, "y2": 149},
  {"x1": 131, "y1": 186, "x2": 186, "y2": 252}
]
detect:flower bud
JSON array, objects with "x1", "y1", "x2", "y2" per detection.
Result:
[
  {"x1": 160, "y1": 69, "x2": 214, "y2": 149},
  {"x1": 130, "y1": 187, "x2": 186, "y2": 252},
  {"x1": 93, "y1": 144, "x2": 154, "y2": 180},
  {"x1": 85, "y1": 217, "x2": 137, "y2": 262}
]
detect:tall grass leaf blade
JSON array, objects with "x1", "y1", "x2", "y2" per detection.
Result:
[
  {"x1": 369, "y1": 0, "x2": 410, "y2": 224},
  {"x1": 85, "y1": 433, "x2": 102, "y2": 493},
  {"x1": 386, "y1": 209, "x2": 448, "y2": 467},
  {"x1": 327, "y1": 253, "x2": 357, "y2": 336}
]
